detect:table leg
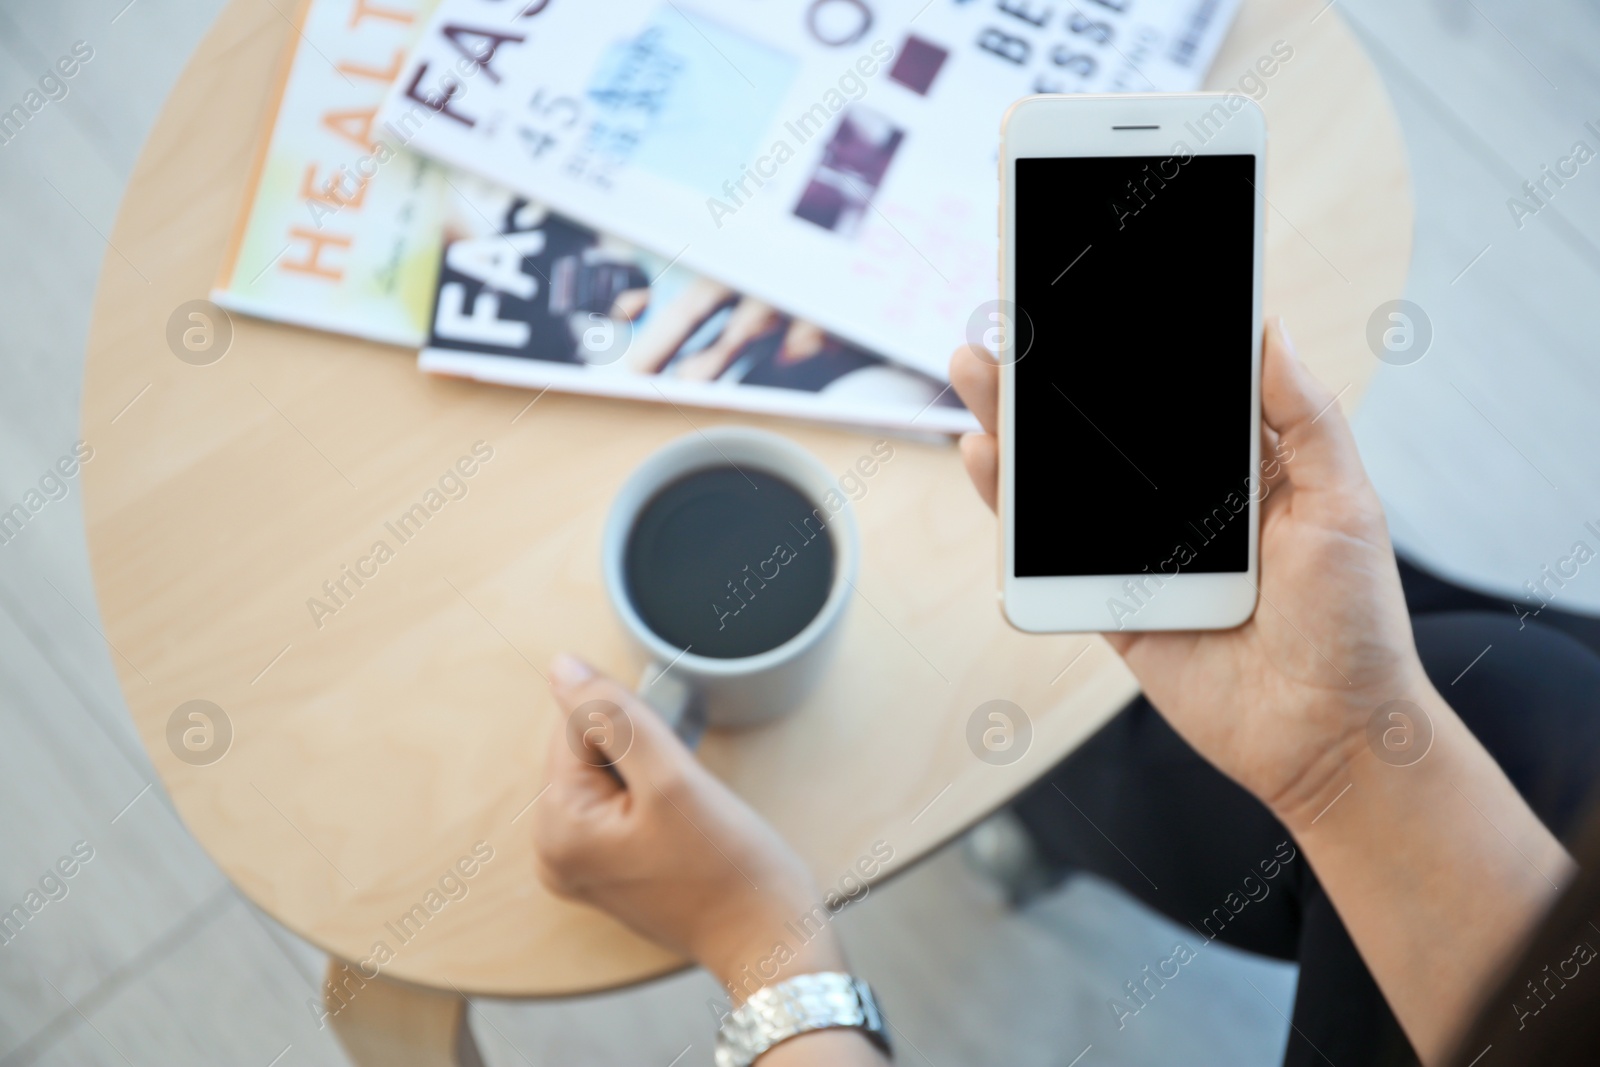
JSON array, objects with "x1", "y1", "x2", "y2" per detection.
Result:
[{"x1": 323, "y1": 959, "x2": 486, "y2": 1067}]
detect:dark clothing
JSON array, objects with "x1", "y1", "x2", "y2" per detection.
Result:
[
  {"x1": 1396, "y1": 556, "x2": 1600, "y2": 659},
  {"x1": 1453, "y1": 788, "x2": 1600, "y2": 1066},
  {"x1": 1011, "y1": 557, "x2": 1600, "y2": 1066}
]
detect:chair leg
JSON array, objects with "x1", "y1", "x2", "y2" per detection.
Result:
[{"x1": 323, "y1": 958, "x2": 486, "y2": 1067}]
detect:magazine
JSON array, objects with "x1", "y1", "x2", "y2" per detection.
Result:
[
  {"x1": 422, "y1": 179, "x2": 975, "y2": 434},
  {"x1": 212, "y1": 0, "x2": 449, "y2": 347},
  {"x1": 212, "y1": 0, "x2": 973, "y2": 433},
  {"x1": 378, "y1": 0, "x2": 1243, "y2": 378}
]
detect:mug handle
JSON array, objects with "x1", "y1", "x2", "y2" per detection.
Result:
[{"x1": 634, "y1": 663, "x2": 706, "y2": 749}]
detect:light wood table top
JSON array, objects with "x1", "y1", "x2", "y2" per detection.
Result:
[{"x1": 80, "y1": 0, "x2": 1411, "y2": 997}]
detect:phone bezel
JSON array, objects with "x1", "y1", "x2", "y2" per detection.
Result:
[{"x1": 998, "y1": 93, "x2": 1267, "y2": 634}]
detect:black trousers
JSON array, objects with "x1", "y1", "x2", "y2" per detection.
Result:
[{"x1": 1012, "y1": 558, "x2": 1600, "y2": 1066}]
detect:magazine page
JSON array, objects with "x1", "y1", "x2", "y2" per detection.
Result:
[
  {"x1": 212, "y1": 0, "x2": 449, "y2": 347},
  {"x1": 379, "y1": 0, "x2": 1243, "y2": 378},
  {"x1": 422, "y1": 180, "x2": 978, "y2": 435}
]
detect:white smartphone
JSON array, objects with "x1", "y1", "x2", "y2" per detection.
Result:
[{"x1": 995, "y1": 93, "x2": 1267, "y2": 633}]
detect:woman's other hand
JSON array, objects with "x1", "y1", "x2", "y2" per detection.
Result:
[{"x1": 532, "y1": 655, "x2": 846, "y2": 1000}]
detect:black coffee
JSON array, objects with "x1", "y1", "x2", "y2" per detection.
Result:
[{"x1": 624, "y1": 466, "x2": 837, "y2": 659}]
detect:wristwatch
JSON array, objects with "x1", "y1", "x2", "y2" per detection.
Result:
[{"x1": 714, "y1": 972, "x2": 892, "y2": 1067}]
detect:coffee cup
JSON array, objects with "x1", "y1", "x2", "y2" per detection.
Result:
[{"x1": 601, "y1": 427, "x2": 859, "y2": 731}]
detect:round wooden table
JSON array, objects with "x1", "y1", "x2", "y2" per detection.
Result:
[{"x1": 81, "y1": 0, "x2": 1410, "y2": 1059}]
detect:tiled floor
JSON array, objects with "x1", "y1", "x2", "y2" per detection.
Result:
[
  {"x1": 1341, "y1": 0, "x2": 1600, "y2": 614},
  {"x1": 1, "y1": 0, "x2": 1595, "y2": 1064}
]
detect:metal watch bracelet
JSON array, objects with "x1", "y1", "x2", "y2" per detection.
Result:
[{"x1": 714, "y1": 972, "x2": 892, "y2": 1067}]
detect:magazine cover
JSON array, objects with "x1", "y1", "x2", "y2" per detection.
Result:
[
  {"x1": 421, "y1": 181, "x2": 977, "y2": 434},
  {"x1": 379, "y1": 0, "x2": 1243, "y2": 378},
  {"x1": 212, "y1": 0, "x2": 449, "y2": 347}
]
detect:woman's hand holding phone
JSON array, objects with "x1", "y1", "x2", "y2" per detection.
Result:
[
  {"x1": 954, "y1": 320, "x2": 1424, "y2": 825},
  {"x1": 953, "y1": 321, "x2": 1571, "y2": 1063}
]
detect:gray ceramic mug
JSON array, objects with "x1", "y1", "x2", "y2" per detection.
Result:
[{"x1": 602, "y1": 427, "x2": 859, "y2": 732}]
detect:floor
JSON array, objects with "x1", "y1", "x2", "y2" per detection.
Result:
[{"x1": 0, "y1": 0, "x2": 1595, "y2": 1064}]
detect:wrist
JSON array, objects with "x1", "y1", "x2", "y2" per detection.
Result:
[
  {"x1": 1289, "y1": 680, "x2": 1572, "y2": 899},
  {"x1": 1263, "y1": 668, "x2": 1442, "y2": 835},
  {"x1": 1269, "y1": 684, "x2": 1573, "y2": 1062},
  {"x1": 698, "y1": 901, "x2": 850, "y2": 1006}
]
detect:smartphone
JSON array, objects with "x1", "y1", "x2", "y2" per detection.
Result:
[{"x1": 996, "y1": 94, "x2": 1266, "y2": 633}]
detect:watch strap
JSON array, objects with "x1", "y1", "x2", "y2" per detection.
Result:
[{"x1": 714, "y1": 972, "x2": 891, "y2": 1067}]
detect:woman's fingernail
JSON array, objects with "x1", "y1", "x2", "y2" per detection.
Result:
[
  {"x1": 1276, "y1": 317, "x2": 1299, "y2": 360},
  {"x1": 550, "y1": 653, "x2": 594, "y2": 687}
]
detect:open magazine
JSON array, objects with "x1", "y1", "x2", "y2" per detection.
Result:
[
  {"x1": 211, "y1": 0, "x2": 973, "y2": 434},
  {"x1": 378, "y1": 0, "x2": 1242, "y2": 379}
]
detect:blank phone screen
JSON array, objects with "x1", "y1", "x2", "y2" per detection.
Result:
[{"x1": 1012, "y1": 154, "x2": 1256, "y2": 578}]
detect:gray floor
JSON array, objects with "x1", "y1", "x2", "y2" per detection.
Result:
[{"x1": 0, "y1": 1, "x2": 1595, "y2": 1064}]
